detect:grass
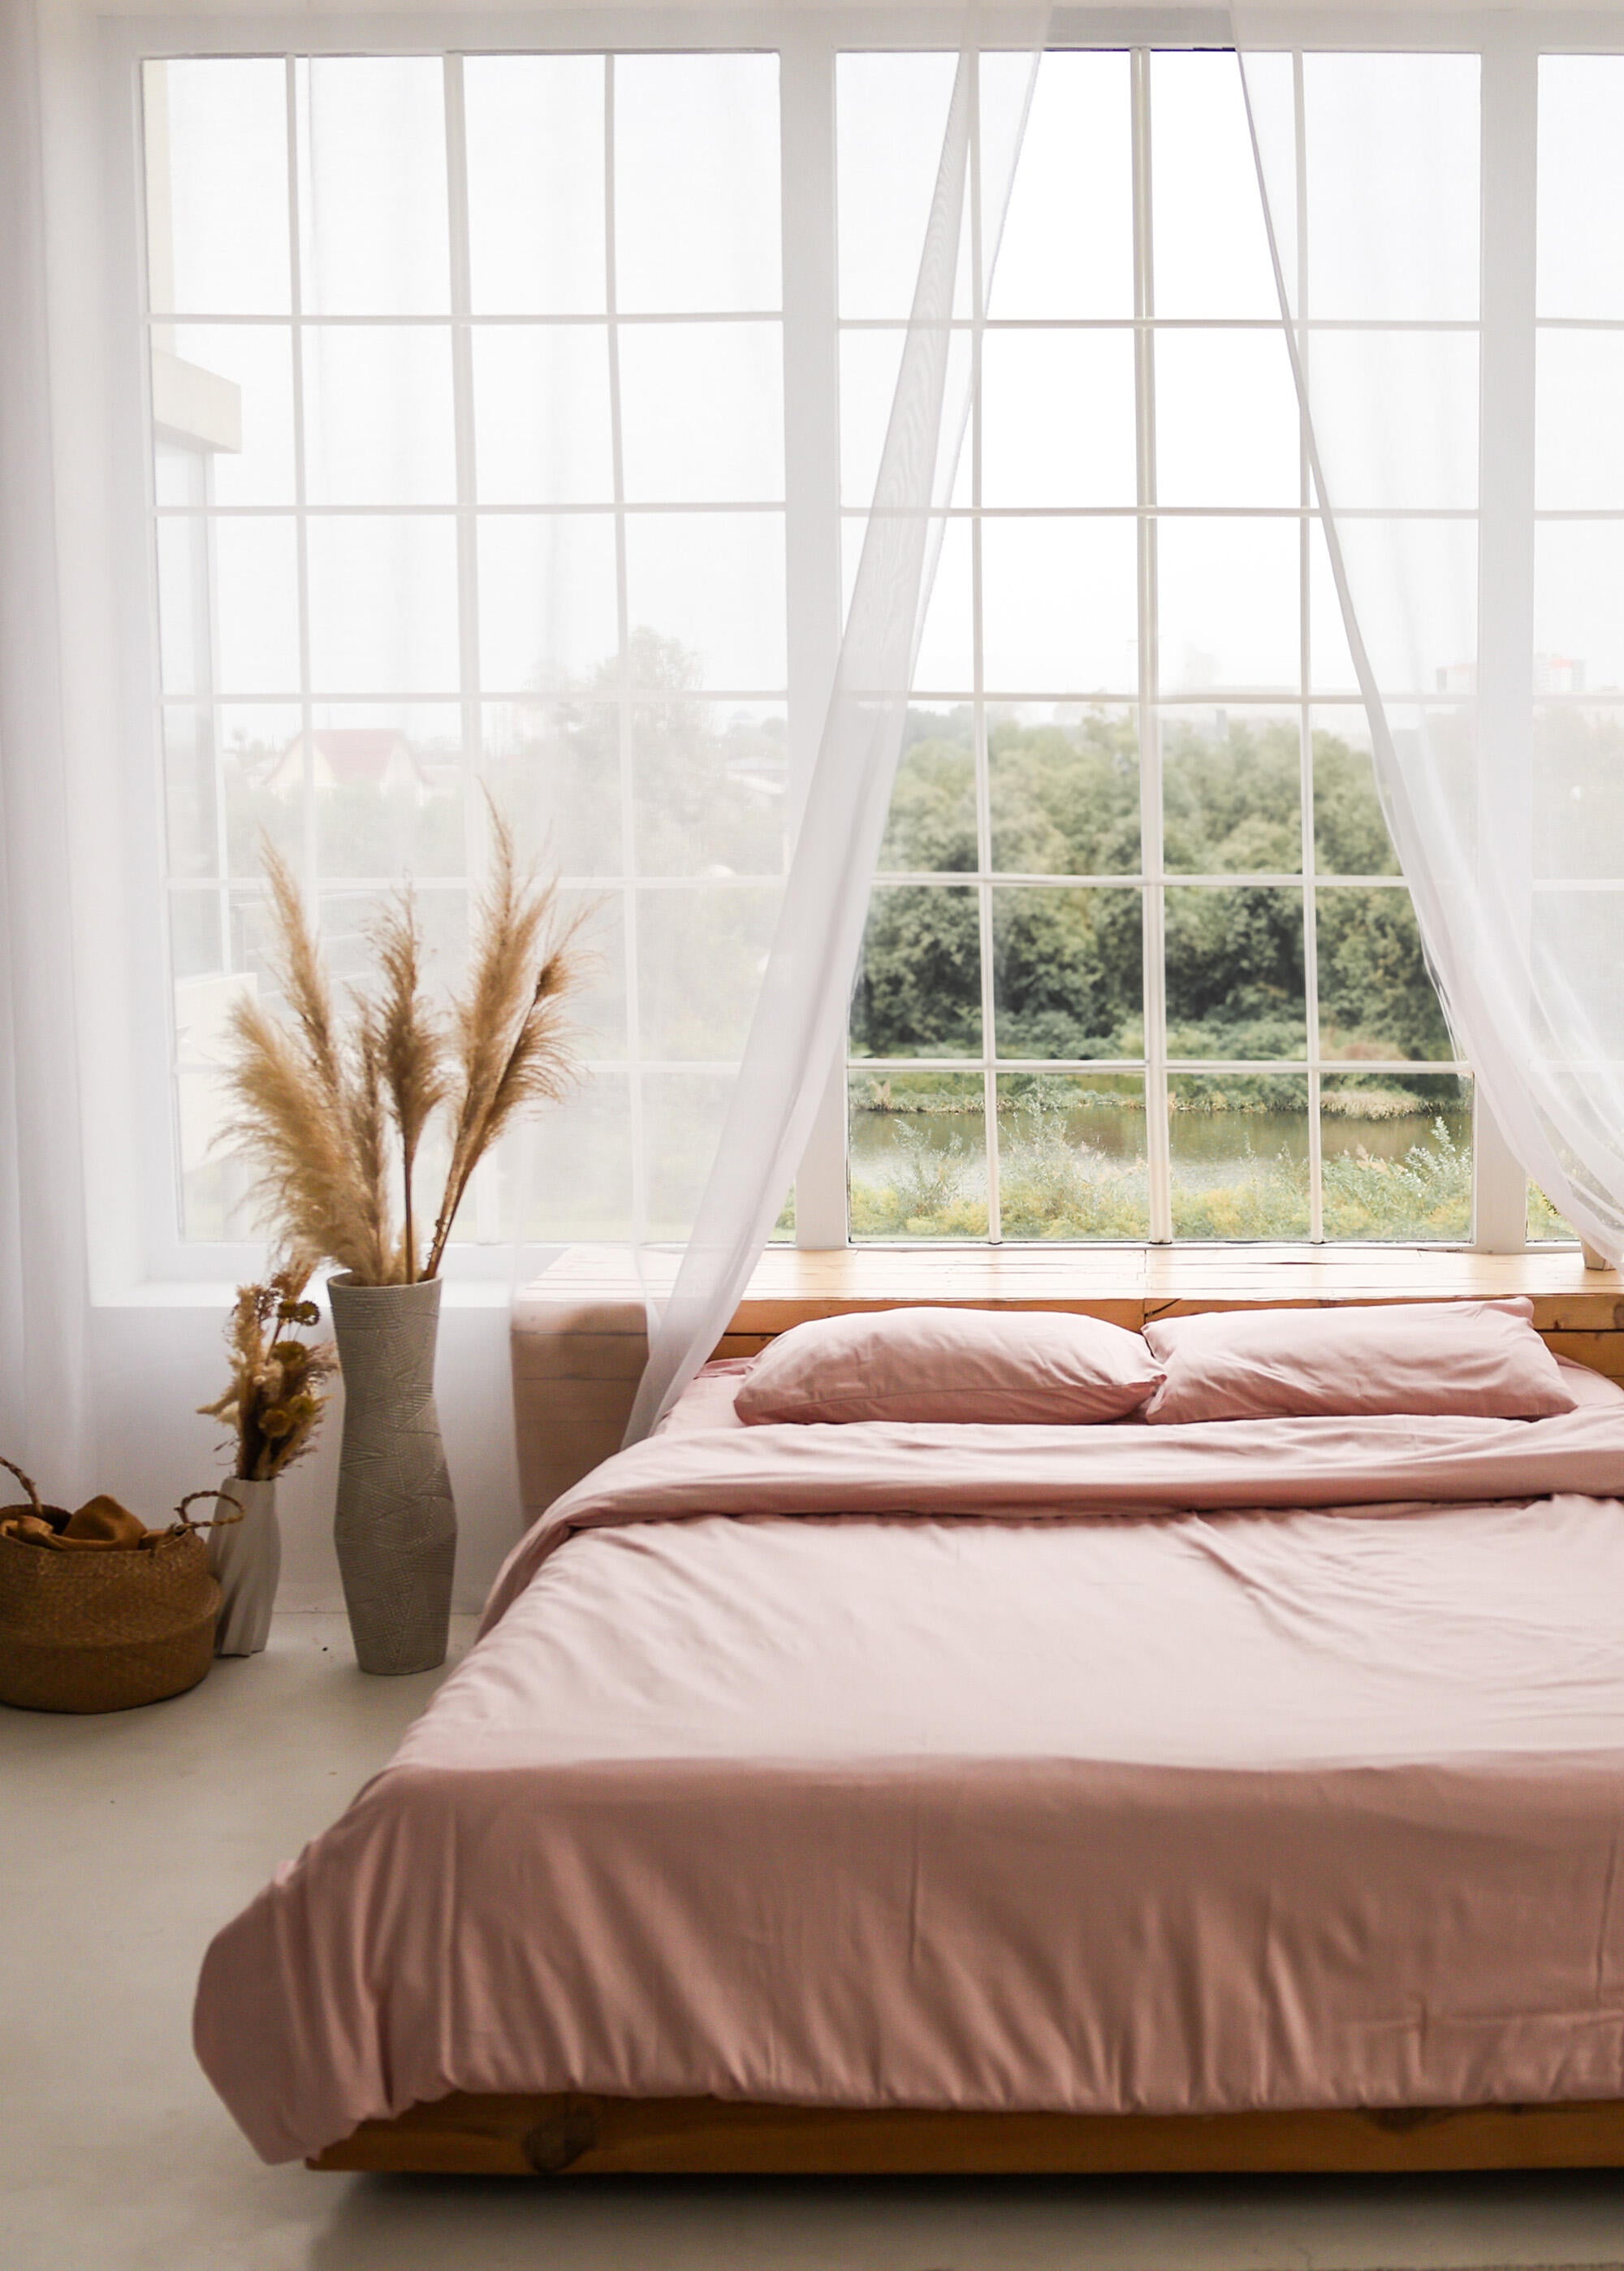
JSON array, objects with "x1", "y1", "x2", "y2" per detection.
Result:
[{"x1": 850, "y1": 1110, "x2": 1474, "y2": 1244}]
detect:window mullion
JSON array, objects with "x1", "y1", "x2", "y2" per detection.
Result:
[
  {"x1": 442, "y1": 53, "x2": 501, "y2": 1245},
  {"x1": 1295, "y1": 50, "x2": 1324, "y2": 1244},
  {"x1": 1474, "y1": 27, "x2": 1540, "y2": 1252},
  {"x1": 284, "y1": 58, "x2": 317, "y2": 928},
  {"x1": 602, "y1": 56, "x2": 649, "y2": 1252},
  {"x1": 969, "y1": 54, "x2": 1001, "y2": 1247},
  {"x1": 1133, "y1": 46, "x2": 1172, "y2": 1244},
  {"x1": 784, "y1": 26, "x2": 850, "y2": 1249}
]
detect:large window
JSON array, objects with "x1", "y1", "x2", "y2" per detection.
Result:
[
  {"x1": 134, "y1": 28, "x2": 1579, "y2": 1254},
  {"x1": 145, "y1": 52, "x2": 788, "y2": 1247},
  {"x1": 839, "y1": 49, "x2": 1475, "y2": 1244}
]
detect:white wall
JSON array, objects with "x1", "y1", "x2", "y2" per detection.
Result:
[{"x1": 89, "y1": 1287, "x2": 525, "y2": 1615}]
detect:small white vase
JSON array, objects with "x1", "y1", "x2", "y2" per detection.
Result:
[{"x1": 209, "y1": 1476, "x2": 280, "y2": 1656}]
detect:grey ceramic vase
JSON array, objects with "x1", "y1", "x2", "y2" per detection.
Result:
[
  {"x1": 209, "y1": 1475, "x2": 279, "y2": 1656},
  {"x1": 328, "y1": 1274, "x2": 457, "y2": 1676}
]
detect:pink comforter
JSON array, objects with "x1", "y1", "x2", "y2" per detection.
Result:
[{"x1": 196, "y1": 1382, "x2": 1624, "y2": 2162}]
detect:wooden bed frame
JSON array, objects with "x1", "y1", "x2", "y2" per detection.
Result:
[
  {"x1": 311, "y1": 2093, "x2": 1624, "y2": 2176},
  {"x1": 312, "y1": 1248, "x2": 1624, "y2": 2180}
]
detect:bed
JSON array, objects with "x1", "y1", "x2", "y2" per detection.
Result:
[{"x1": 193, "y1": 1313, "x2": 1624, "y2": 2176}]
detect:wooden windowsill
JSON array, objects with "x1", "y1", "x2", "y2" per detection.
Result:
[{"x1": 520, "y1": 1242, "x2": 1624, "y2": 1339}]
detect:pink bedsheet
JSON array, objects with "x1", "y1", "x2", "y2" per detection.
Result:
[{"x1": 196, "y1": 1373, "x2": 1624, "y2": 2162}]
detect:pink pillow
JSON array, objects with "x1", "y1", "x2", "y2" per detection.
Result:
[
  {"x1": 1142, "y1": 1296, "x2": 1576, "y2": 1425},
  {"x1": 735, "y1": 1307, "x2": 1165, "y2": 1426}
]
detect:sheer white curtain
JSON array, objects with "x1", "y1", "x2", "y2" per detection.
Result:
[
  {"x1": 0, "y1": 0, "x2": 89, "y2": 1489},
  {"x1": 626, "y1": 10, "x2": 1051, "y2": 1438},
  {"x1": 1233, "y1": 10, "x2": 1624, "y2": 1263}
]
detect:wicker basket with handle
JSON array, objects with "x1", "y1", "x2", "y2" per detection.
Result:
[{"x1": 0, "y1": 1461, "x2": 240, "y2": 1714}]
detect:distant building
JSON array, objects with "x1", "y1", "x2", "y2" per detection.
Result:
[
  {"x1": 261, "y1": 727, "x2": 431, "y2": 800},
  {"x1": 1534, "y1": 653, "x2": 1586, "y2": 695},
  {"x1": 1433, "y1": 657, "x2": 1587, "y2": 696}
]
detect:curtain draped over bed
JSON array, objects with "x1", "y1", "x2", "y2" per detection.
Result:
[
  {"x1": 627, "y1": 2, "x2": 1056, "y2": 1434},
  {"x1": 1231, "y1": 7, "x2": 1624, "y2": 1268}
]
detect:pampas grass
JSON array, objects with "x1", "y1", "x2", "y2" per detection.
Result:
[{"x1": 217, "y1": 804, "x2": 589, "y2": 1283}]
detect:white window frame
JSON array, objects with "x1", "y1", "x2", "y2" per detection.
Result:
[{"x1": 99, "y1": 6, "x2": 1595, "y2": 1278}]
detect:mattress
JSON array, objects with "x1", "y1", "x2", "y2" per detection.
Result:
[{"x1": 196, "y1": 1360, "x2": 1624, "y2": 2161}]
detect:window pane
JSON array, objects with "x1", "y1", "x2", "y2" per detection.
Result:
[
  {"x1": 1531, "y1": 887, "x2": 1624, "y2": 1062},
  {"x1": 158, "y1": 517, "x2": 300, "y2": 698},
  {"x1": 989, "y1": 51, "x2": 1132, "y2": 321},
  {"x1": 212, "y1": 703, "x2": 306, "y2": 879},
  {"x1": 636, "y1": 885, "x2": 780, "y2": 1058},
  {"x1": 839, "y1": 328, "x2": 973, "y2": 513},
  {"x1": 994, "y1": 1075, "x2": 1149, "y2": 1240},
  {"x1": 636, "y1": 885, "x2": 781, "y2": 1062},
  {"x1": 849, "y1": 1070, "x2": 987, "y2": 1240},
  {"x1": 318, "y1": 882, "x2": 469, "y2": 997},
  {"x1": 306, "y1": 704, "x2": 467, "y2": 878},
  {"x1": 1538, "y1": 57, "x2": 1624, "y2": 319},
  {"x1": 159, "y1": 326, "x2": 295, "y2": 508},
  {"x1": 1536, "y1": 525, "x2": 1624, "y2": 695},
  {"x1": 1165, "y1": 885, "x2": 1306, "y2": 1060},
  {"x1": 644, "y1": 1071, "x2": 741, "y2": 1239},
  {"x1": 1159, "y1": 520, "x2": 1300, "y2": 697},
  {"x1": 306, "y1": 517, "x2": 460, "y2": 694},
  {"x1": 1151, "y1": 52, "x2": 1279, "y2": 320},
  {"x1": 982, "y1": 518, "x2": 1138, "y2": 695},
  {"x1": 632, "y1": 699, "x2": 789, "y2": 878},
  {"x1": 1303, "y1": 54, "x2": 1479, "y2": 321},
  {"x1": 619, "y1": 324, "x2": 784, "y2": 504},
  {"x1": 563, "y1": 898, "x2": 628, "y2": 1061},
  {"x1": 908, "y1": 517, "x2": 974, "y2": 697},
  {"x1": 1321, "y1": 1073, "x2": 1471, "y2": 1243},
  {"x1": 615, "y1": 55, "x2": 780, "y2": 314},
  {"x1": 1534, "y1": 703, "x2": 1624, "y2": 880},
  {"x1": 624, "y1": 514, "x2": 787, "y2": 690},
  {"x1": 1316, "y1": 886, "x2": 1455, "y2": 1062},
  {"x1": 989, "y1": 707, "x2": 1140, "y2": 876},
  {"x1": 464, "y1": 55, "x2": 607, "y2": 315},
  {"x1": 162, "y1": 705, "x2": 219, "y2": 880},
  {"x1": 1163, "y1": 710, "x2": 1301, "y2": 875},
  {"x1": 1538, "y1": 331, "x2": 1624, "y2": 513},
  {"x1": 510, "y1": 1073, "x2": 632, "y2": 1239},
  {"x1": 1311, "y1": 519, "x2": 1476, "y2": 699},
  {"x1": 981, "y1": 331, "x2": 1136, "y2": 508},
  {"x1": 851, "y1": 885, "x2": 981, "y2": 1058},
  {"x1": 1311, "y1": 712, "x2": 1401, "y2": 876},
  {"x1": 477, "y1": 516, "x2": 620, "y2": 693},
  {"x1": 1154, "y1": 331, "x2": 1300, "y2": 508},
  {"x1": 837, "y1": 53, "x2": 960, "y2": 320},
  {"x1": 296, "y1": 58, "x2": 449, "y2": 314},
  {"x1": 483, "y1": 699, "x2": 622, "y2": 878},
  {"x1": 1306, "y1": 332, "x2": 1478, "y2": 511},
  {"x1": 473, "y1": 327, "x2": 615, "y2": 506},
  {"x1": 145, "y1": 59, "x2": 291, "y2": 316},
  {"x1": 992, "y1": 886, "x2": 1142, "y2": 1059},
  {"x1": 1170, "y1": 1073, "x2": 1311, "y2": 1239},
  {"x1": 302, "y1": 327, "x2": 456, "y2": 507},
  {"x1": 880, "y1": 711, "x2": 977, "y2": 873}
]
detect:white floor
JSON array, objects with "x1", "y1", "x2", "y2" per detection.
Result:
[{"x1": 5, "y1": 1614, "x2": 1623, "y2": 2271}]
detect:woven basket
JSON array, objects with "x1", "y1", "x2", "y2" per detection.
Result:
[{"x1": 0, "y1": 1468, "x2": 227, "y2": 1715}]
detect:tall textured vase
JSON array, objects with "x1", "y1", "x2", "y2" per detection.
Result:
[
  {"x1": 209, "y1": 1475, "x2": 279, "y2": 1655},
  {"x1": 328, "y1": 1274, "x2": 457, "y2": 1676}
]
